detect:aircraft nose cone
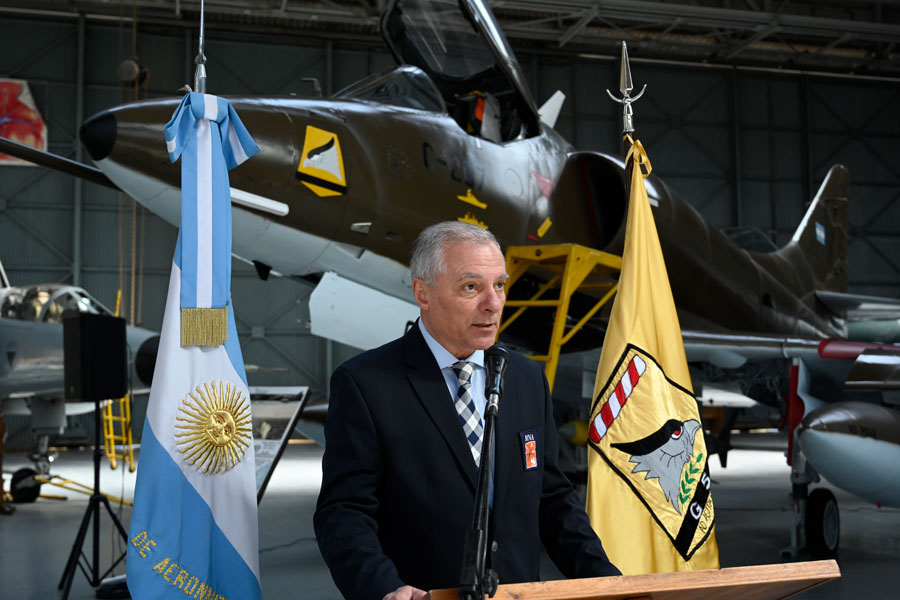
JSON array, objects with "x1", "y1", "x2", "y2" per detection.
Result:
[
  {"x1": 135, "y1": 334, "x2": 159, "y2": 387},
  {"x1": 799, "y1": 403, "x2": 855, "y2": 435},
  {"x1": 797, "y1": 401, "x2": 900, "y2": 507},
  {"x1": 79, "y1": 110, "x2": 117, "y2": 161},
  {"x1": 800, "y1": 401, "x2": 896, "y2": 438},
  {"x1": 797, "y1": 403, "x2": 861, "y2": 466}
]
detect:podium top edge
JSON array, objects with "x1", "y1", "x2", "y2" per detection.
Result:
[{"x1": 428, "y1": 559, "x2": 840, "y2": 600}]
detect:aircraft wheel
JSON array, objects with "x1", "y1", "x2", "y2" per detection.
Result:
[
  {"x1": 805, "y1": 488, "x2": 839, "y2": 557},
  {"x1": 10, "y1": 468, "x2": 41, "y2": 503}
]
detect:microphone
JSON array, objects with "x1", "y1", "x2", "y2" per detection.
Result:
[{"x1": 484, "y1": 344, "x2": 509, "y2": 416}]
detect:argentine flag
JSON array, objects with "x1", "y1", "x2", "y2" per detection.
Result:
[{"x1": 127, "y1": 93, "x2": 261, "y2": 600}]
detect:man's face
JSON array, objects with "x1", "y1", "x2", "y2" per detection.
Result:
[{"x1": 414, "y1": 240, "x2": 508, "y2": 359}]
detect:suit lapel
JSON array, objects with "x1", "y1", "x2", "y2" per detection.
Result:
[{"x1": 404, "y1": 326, "x2": 479, "y2": 491}]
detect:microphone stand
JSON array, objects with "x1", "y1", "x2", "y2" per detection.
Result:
[
  {"x1": 458, "y1": 391, "x2": 500, "y2": 600},
  {"x1": 459, "y1": 344, "x2": 508, "y2": 600}
]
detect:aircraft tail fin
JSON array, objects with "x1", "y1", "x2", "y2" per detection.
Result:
[
  {"x1": 538, "y1": 91, "x2": 566, "y2": 129},
  {"x1": 0, "y1": 258, "x2": 9, "y2": 288},
  {"x1": 781, "y1": 164, "x2": 850, "y2": 293}
]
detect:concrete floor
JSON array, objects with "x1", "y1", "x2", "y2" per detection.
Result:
[{"x1": 1, "y1": 444, "x2": 898, "y2": 599}]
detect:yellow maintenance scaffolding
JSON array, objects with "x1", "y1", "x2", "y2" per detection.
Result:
[
  {"x1": 102, "y1": 290, "x2": 135, "y2": 472},
  {"x1": 102, "y1": 395, "x2": 135, "y2": 472},
  {"x1": 499, "y1": 244, "x2": 622, "y2": 393}
]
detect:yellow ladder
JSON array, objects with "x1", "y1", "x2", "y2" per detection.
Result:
[
  {"x1": 102, "y1": 290, "x2": 136, "y2": 472},
  {"x1": 499, "y1": 244, "x2": 622, "y2": 393},
  {"x1": 103, "y1": 395, "x2": 135, "y2": 472}
]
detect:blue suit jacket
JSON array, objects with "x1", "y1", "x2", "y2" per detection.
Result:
[{"x1": 314, "y1": 325, "x2": 619, "y2": 599}]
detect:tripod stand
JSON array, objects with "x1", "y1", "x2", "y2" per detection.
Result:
[{"x1": 58, "y1": 398, "x2": 130, "y2": 599}]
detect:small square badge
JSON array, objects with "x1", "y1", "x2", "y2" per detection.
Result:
[{"x1": 519, "y1": 429, "x2": 539, "y2": 471}]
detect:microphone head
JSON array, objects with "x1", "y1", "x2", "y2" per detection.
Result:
[
  {"x1": 485, "y1": 344, "x2": 510, "y2": 372},
  {"x1": 484, "y1": 344, "x2": 509, "y2": 399}
]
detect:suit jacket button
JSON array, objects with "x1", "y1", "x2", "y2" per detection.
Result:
[{"x1": 491, "y1": 541, "x2": 499, "y2": 552}]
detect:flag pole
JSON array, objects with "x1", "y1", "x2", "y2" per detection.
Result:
[{"x1": 194, "y1": 0, "x2": 207, "y2": 93}]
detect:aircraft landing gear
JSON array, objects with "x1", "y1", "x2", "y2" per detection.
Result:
[
  {"x1": 782, "y1": 450, "x2": 839, "y2": 558},
  {"x1": 10, "y1": 467, "x2": 41, "y2": 503},
  {"x1": 781, "y1": 357, "x2": 839, "y2": 559},
  {"x1": 29, "y1": 433, "x2": 54, "y2": 475},
  {"x1": 805, "y1": 488, "x2": 840, "y2": 557}
]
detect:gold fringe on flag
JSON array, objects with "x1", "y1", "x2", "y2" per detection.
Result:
[{"x1": 181, "y1": 308, "x2": 228, "y2": 347}]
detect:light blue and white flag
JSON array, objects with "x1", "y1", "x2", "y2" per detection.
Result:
[
  {"x1": 166, "y1": 92, "x2": 256, "y2": 347},
  {"x1": 127, "y1": 93, "x2": 261, "y2": 600}
]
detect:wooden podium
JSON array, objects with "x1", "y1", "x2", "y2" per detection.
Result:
[{"x1": 428, "y1": 560, "x2": 839, "y2": 600}]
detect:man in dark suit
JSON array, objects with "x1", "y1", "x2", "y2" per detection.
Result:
[{"x1": 314, "y1": 222, "x2": 620, "y2": 600}]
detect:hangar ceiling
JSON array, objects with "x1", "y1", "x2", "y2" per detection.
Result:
[{"x1": 1, "y1": 0, "x2": 899, "y2": 78}]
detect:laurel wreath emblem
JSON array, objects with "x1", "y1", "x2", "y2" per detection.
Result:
[{"x1": 679, "y1": 452, "x2": 704, "y2": 508}]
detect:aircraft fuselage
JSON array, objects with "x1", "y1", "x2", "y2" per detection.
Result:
[{"x1": 82, "y1": 90, "x2": 845, "y2": 349}]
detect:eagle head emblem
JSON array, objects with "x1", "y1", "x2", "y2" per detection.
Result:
[{"x1": 611, "y1": 418, "x2": 701, "y2": 514}]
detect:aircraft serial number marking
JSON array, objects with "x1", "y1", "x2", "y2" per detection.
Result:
[{"x1": 422, "y1": 142, "x2": 484, "y2": 191}]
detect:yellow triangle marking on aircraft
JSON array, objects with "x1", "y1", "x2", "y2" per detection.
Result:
[
  {"x1": 458, "y1": 212, "x2": 488, "y2": 229},
  {"x1": 296, "y1": 125, "x2": 347, "y2": 198},
  {"x1": 457, "y1": 189, "x2": 487, "y2": 210}
]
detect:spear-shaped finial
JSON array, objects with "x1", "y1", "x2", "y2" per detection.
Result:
[
  {"x1": 618, "y1": 40, "x2": 633, "y2": 97},
  {"x1": 606, "y1": 41, "x2": 646, "y2": 134},
  {"x1": 193, "y1": 0, "x2": 208, "y2": 93}
]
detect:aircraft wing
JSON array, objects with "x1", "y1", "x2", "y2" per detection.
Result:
[
  {"x1": 684, "y1": 330, "x2": 900, "y2": 395},
  {"x1": 683, "y1": 330, "x2": 822, "y2": 367},
  {"x1": 2, "y1": 396, "x2": 96, "y2": 417}
]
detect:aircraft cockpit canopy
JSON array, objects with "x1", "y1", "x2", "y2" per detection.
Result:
[
  {"x1": 0, "y1": 284, "x2": 113, "y2": 323},
  {"x1": 335, "y1": 65, "x2": 447, "y2": 114},
  {"x1": 722, "y1": 227, "x2": 780, "y2": 253},
  {"x1": 382, "y1": 0, "x2": 540, "y2": 142}
]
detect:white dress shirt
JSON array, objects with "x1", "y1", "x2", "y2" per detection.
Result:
[
  {"x1": 418, "y1": 319, "x2": 487, "y2": 422},
  {"x1": 417, "y1": 318, "x2": 495, "y2": 505}
]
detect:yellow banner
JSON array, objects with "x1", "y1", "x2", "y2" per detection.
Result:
[{"x1": 586, "y1": 137, "x2": 719, "y2": 574}]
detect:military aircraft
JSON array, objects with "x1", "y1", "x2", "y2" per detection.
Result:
[
  {"x1": 2, "y1": 0, "x2": 899, "y2": 557},
  {"x1": 0, "y1": 263, "x2": 159, "y2": 471}
]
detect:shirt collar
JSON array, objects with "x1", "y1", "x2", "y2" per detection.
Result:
[{"x1": 418, "y1": 318, "x2": 484, "y2": 370}]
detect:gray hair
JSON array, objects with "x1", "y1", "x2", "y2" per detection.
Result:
[{"x1": 410, "y1": 221, "x2": 501, "y2": 286}]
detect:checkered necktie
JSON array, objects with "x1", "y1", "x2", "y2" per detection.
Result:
[{"x1": 451, "y1": 361, "x2": 484, "y2": 467}]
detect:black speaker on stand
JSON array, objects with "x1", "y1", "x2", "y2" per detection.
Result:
[{"x1": 58, "y1": 312, "x2": 130, "y2": 599}]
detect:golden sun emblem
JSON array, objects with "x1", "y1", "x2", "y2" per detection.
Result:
[{"x1": 175, "y1": 381, "x2": 252, "y2": 474}]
